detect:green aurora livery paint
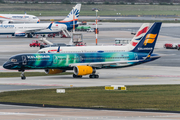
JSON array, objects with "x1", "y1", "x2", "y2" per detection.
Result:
[{"x1": 4, "y1": 52, "x2": 159, "y2": 70}]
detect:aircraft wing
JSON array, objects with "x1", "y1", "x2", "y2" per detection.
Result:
[{"x1": 69, "y1": 59, "x2": 143, "y2": 68}]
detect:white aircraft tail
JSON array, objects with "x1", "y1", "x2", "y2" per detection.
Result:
[
  {"x1": 130, "y1": 23, "x2": 151, "y2": 47},
  {"x1": 62, "y1": 4, "x2": 81, "y2": 22},
  {"x1": 55, "y1": 4, "x2": 81, "y2": 30}
]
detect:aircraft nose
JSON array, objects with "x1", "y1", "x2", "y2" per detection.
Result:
[{"x1": 3, "y1": 62, "x2": 12, "y2": 69}]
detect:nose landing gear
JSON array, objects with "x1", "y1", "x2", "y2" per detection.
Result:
[{"x1": 19, "y1": 70, "x2": 26, "y2": 80}]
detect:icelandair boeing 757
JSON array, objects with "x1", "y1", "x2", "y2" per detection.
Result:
[
  {"x1": 0, "y1": 14, "x2": 40, "y2": 24},
  {"x1": 0, "y1": 4, "x2": 81, "y2": 38},
  {"x1": 3, "y1": 22, "x2": 162, "y2": 79}
]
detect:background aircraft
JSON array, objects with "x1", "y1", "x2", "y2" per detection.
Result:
[
  {"x1": 3, "y1": 22, "x2": 161, "y2": 79},
  {"x1": 0, "y1": 4, "x2": 81, "y2": 38},
  {"x1": 0, "y1": 14, "x2": 40, "y2": 24},
  {"x1": 38, "y1": 23, "x2": 150, "y2": 53}
]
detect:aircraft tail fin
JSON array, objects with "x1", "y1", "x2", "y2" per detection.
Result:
[
  {"x1": 57, "y1": 4, "x2": 81, "y2": 23},
  {"x1": 55, "y1": 4, "x2": 81, "y2": 30},
  {"x1": 130, "y1": 23, "x2": 151, "y2": 47},
  {"x1": 131, "y1": 22, "x2": 162, "y2": 54}
]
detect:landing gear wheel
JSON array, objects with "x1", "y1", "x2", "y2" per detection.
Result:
[
  {"x1": 20, "y1": 70, "x2": 26, "y2": 80},
  {"x1": 95, "y1": 75, "x2": 99, "y2": 78},
  {"x1": 73, "y1": 74, "x2": 82, "y2": 78},
  {"x1": 73, "y1": 74, "x2": 76, "y2": 78},
  {"x1": 21, "y1": 76, "x2": 26, "y2": 80},
  {"x1": 27, "y1": 33, "x2": 33, "y2": 38},
  {"x1": 89, "y1": 74, "x2": 99, "y2": 79}
]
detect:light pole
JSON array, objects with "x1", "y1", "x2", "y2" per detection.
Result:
[
  {"x1": 95, "y1": 9, "x2": 98, "y2": 45},
  {"x1": 73, "y1": 7, "x2": 75, "y2": 33}
]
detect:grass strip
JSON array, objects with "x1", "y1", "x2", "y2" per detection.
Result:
[
  {"x1": 1, "y1": 4, "x2": 180, "y2": 16},
  {"x1": 0, "y1": 72, "x2": 73, "y2": 78},
  {"x1": 0, "y1": 85, "x2": 180, "y2": 111}
]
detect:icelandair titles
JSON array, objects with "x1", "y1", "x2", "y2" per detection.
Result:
[
  {"x1": 138, "y1": 47, "x2": 153, "y2": 50},
  {"x1": 27, "y1": 55, "x2": 50, "y2": 59}
]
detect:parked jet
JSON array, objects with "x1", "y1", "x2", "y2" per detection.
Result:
[
  {"x1": 0, "y1": 4, "x2": 81, "y2": 38},
  {"x1": 3, "y1": 22, "x2": 161, "y2": 79},
  {"x1": 38, "y1": 23, "x2": 150, "y2": 53},
  {"x1": 0, "y1": 13, "x2": 40, "y2": 24}
]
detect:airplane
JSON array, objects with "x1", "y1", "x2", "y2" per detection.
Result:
[
  {"x1": 0, "y1": 4, "x2": 81, "y2": 38},
  {"x1": 37, "y1": 23, "x2": 150, "y2": 53},
  {"x1": 0, "y1": 13, "x2": 40, "y2": 24},
  {"x1": 3, "y1": 22, "x2": 162, "y2": 80}
]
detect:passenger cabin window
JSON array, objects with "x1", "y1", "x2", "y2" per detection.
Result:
[{"x1": 38, "y1": 51, "x2": 45, "y2": 53}]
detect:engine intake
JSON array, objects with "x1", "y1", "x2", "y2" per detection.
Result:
[
  {"x1": 74, "y1": 66, "x2": 95, "y2": 76},
  {"x1": 45, "y1": 69, "x2": 64, "y2": 74}
]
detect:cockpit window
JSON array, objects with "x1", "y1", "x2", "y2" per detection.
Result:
[
  {"x1": 33, "y1": 17, "x2": 38, "y2": 19},
  {"x1": 10, "y1": 59, "x2": 17, "y2": 62}
]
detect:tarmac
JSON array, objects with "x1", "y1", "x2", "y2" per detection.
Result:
[{"x1": 0, "y1": 22, "x2": 180, "y2": 120}]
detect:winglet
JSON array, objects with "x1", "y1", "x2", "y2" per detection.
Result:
[
  {"x1": 46, "y1": 22, "x2": 53, "y2": 30},
  {"x1": 37, "y1": 19, "x2": 40, "y2": 23},
  {"x1": 57, "y1": 46, "x2": 60, "y2": 53}
]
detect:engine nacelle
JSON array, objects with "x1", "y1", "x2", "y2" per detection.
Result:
[
  {"x1": 45, "y1": 69, "x2": 64, "y2": 74},
  {"x1": 15, "y1": 31, "x2": 26, "y2": 37},
  {"x1": 73, "y1": 66, "x2": 95, "y2": 76}
]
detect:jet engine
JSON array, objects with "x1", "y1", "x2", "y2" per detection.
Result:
[
  {"x1": 73, "y1": 66, "x2": 95, "y2": 76},
  {"x1": 15, "y1": 31, "x2": 26, "y2": 37},
  {"x1": 45, "y1": 69, "x2": 64, "y2": 74}
]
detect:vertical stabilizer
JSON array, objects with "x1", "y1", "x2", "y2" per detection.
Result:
[
  {"x1": 130, "y1": 23, "x2": 150, "y2": 47},
  {"x1": 55, "y1": 4, "x2": 81, "y2": 30},
  {"x1": 131, "y1": 22, "x2": 162, "y2": 53},
  {"x1": 61, "y1": 4, "x2": 81, "y2": 22}
]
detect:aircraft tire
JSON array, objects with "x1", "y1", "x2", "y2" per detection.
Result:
[
  {"x1": 73, "y1": 74, "x2": 82, "y2": 78},
  {"x1": 78, "y1": 76, "x2": 82, "y2": 78},
  {"x1": 21, "y1": 76, "x2": 26, "y2": 80},
  {"x1": 73, "y1": 74, "x2": 76, "y2": 78},
  {"x1": 89, "y1": 74, "x2": 99, "y2": 79},
  {"x1": 95, "y1": 75, "x2": 99, "y2": 78}
]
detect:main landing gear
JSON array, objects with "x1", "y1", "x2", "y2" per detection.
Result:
[
  {"x1": 89, "y1": 74, "x2": 99, "y2": 78},
  {"x1": 27, "y1": 33, "x2": 33, "y2": 38},
  {"x1": 19, "y1": 70, "x2": 26, "y2": 80},
  {"x1": 73, "y1": 74, "x2": 82, "y2": 78},
  {"x1": 89, "y1": 68, "x2": 99, "y2": 78},
  {"x1": 72, "y1": 74, "x2": 99, "y2": 78}
]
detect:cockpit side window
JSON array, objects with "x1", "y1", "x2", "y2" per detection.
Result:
[
  {"x1": 33, "y1": 17, "x2": 38, "y2": 19},
  {"x1": 10, "y1": 59, "x2": 17, "y2": 62}
]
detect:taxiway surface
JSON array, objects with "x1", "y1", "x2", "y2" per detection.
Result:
[
  {"x1": 0, "y1": 22, "x2": 180, "y2": 120},
  {"x1": 1, "y1": 104, "x2": 180, "y2": 120}
]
